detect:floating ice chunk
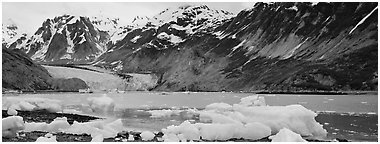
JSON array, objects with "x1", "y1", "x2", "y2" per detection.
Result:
[
  {"x1": 87, "y1": 95, "x2": 115, "y2": 115},
  {"x1": 62, "y1": 118, "x2": 124, "y2": 138},
  {"x1": 45, "y1": 133, "x2": 53, "y2": 138},
  {"x1": 269, "y1": 128, "x2": 306, "y2": 142},
  {"x1": 7, "y1": 107, "x2": 17, "y2": 116},
  {"x1": 163, "y1": 133, "x2": 180, "y2": 142},
  {"x1": 141, "y1": 131, "x2": 155, "y2": 141},
  {"x1": 24, "y1": 122, "x2": 48, "y2": 132},
  {"x1": 3, "y1": 97, "x2": 62, "y2": 113},
  {"x1": 2, "y1": 116, "x2": 25, "y2": 138},
  {"x1": 47, "y1": 117, "x2": 71, "y2": 132},
  {"x1": 91, "y1": 134, "x2": 104, "y2": 142},
  {"x1": 233, "y1": 104, "x2": 327, "y2": 138},
  {"x1": 162, "y1": 121, "x2": 200, "y2": 141},
  {"x1": 17, "y1": 101, "x2": 37, "y2": 111},
  {"x1": 205, "y1": 102, "x2": 232, "y2": 111},
  {"x1": 239, "y1": 95, "x2": 266, "y2": 106},
  {"x1": 36, "y1": 136, "x2": 57, "y2": 142},
  {"x1": 177, "y1": 121, "x2": 201, "y2": 140},
  {"x1": 24, "y1": 117, "x2": 70, "y2": 132}
]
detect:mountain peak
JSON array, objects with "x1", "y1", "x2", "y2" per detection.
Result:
[
  {"x1": 130, "y1": 4, "x2": 234, "y2": 29},
  {"x1": 2, "y1": 18, "x2": 28, "y2": 46}
]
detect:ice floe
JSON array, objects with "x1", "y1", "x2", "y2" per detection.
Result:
[
  {"x1": 161, "y1": 95, "x2": 327, "y2": 141},
  {"x1": 2, "y1": 116, "x2": 25, "y2": 138},
  {"x1": 3, "y1": 97, "x2": 63, "y2": 113}
]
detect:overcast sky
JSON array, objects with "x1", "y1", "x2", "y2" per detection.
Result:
[{"x1": 2, "y1": 2, "x2": 255, "y2": 35}]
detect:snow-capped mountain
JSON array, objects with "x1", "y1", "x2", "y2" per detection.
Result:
[
  {"x1": 2, "y1": 19, "x2": 28, "y2": 47},
  {"x1": 7, "y1": 15, "x2": 116, "y2": 63},
  {"x1": 3, "y1": 3, "x2": 377, "y2": 92},
  {"x1": 101, "y1": 5, "x2": 234, "y2": 57},
  {"x1": 96, "y1": 2, "x2": 378, "y2": 92}
]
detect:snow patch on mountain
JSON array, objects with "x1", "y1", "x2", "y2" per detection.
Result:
[
  {"x1": 349, "y1": 6, "x2": 378, "y2": 34},
  {"x1": 130, "y1": 35, "x2": 142, "y2": 43},
  {"x1": 2, "y1": 19, "x2": 28, "y2": 46}
]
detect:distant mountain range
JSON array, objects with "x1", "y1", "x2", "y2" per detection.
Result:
[{"x1": 2, "y1": 2, "x2": 378, "y2": 92}]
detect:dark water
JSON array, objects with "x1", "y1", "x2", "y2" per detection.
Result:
[{"x1": 316, "y1": 112, "x2": 378, "y2": 142}]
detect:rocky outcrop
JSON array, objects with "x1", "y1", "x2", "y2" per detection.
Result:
[
  {"x1": 2, "y1": 48, "x2": 90, "y2": 91},
  {"x1": 2, "y1": 47, "x2": 52, "y2": 90}
]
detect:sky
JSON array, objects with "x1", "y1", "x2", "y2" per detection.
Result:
[{"x1": 2, "y1": 1, "x2": 256, "y2": 35}]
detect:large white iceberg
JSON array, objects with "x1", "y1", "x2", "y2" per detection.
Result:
[
  {"x1": 161, "y1": 95, "x2": 327, "y2": 141},
  {"x1": 2, "y1": 116, "x2": 25, "y2": 138},
  {"x1": 162, "y1": 120, "x2": 271, "y2": 141},
  {"x1": 232, "y1": 104, "x2": 327, "y2": 138}
]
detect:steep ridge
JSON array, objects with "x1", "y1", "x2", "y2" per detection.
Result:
[
  {"x1": 2, "y1": 47, "x2": 52, "y2": 91},
  {"x1": 2, "y1": 19, "x2": 28, "y2": 48},
  {"x1": 95, "y1": 2, "x2": 378, "y2": 92},
  {"x1": 2, "y1": 48, "x2": 89, "y2": 91},
  {"x1": 6, "y1": 15, "x2": 118, "y2": 64}
]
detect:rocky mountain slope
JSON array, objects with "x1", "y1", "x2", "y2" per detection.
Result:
[
  {"x1": 2, "y1": 48, "x2": 89, "y2": 91},
  {"x1": 4, "y1": 15, "x2": 128, "y2": 64},
  {"x1": 3, "y1": 2, "x2": 378, "y2": 92},
  {"x1": 95, "y1": 2, "x2": 378, "y2": 92},
  {"x1": 2, "y1": 47, "x2": 52, "y2": 90}
]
